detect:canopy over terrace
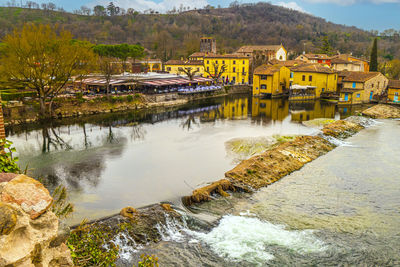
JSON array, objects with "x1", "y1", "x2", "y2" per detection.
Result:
[
  {"x1": 75, "y1": 77, "x2": 136, "y2": 94},
  {"x1": 137, "y1": 76, "x2": 214, "y2": 94}
]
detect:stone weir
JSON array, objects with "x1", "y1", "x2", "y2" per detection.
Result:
[
  {"x1": 0, "y1": 174, "x2": 73, "y2": 266},
  {"x1": 182, "y1": 118, "x2": 365, "y2": 206}
]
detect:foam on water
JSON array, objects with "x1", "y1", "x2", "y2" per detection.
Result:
[
  {"x1": 322, "y1": 135, "x2": 353, "y2": 147},
  {"x1": 112, "y1": 232, "x2": 142, "y2": 261},
  {"x1": 187, "y1": 215, "x2": 327, "y2": 265},
  {"x1": 155, "y1": 214, "x2": 187, "y2": 242}
]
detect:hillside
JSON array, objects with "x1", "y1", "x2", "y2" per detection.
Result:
[{"x1": 0, "y1": 3, "x2": 398, "y2": 60}]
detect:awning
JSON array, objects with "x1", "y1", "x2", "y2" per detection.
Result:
[{"x1": 140, "y1": 78, "x2": 191, "y2": 86}]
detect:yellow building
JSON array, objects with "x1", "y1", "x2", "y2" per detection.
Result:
[
  {"x1": 339, "y1": 72, "x2": 388, "y2": 105},
  {"x1": 164, "y1": 60, "x2": 204, "y2": 76},
  {"x1": 204, "y1": 54, "x2": 250, "y2": 85},
  {"x1": 251, "y1": 97, "x2": 289, "y2": 122},
  {"x1": 290, "y1": 64, "x2": 338, "y2": 98},
  {"x1": 388, "y1": 80, "x2": 400, "y2": 103},
  {"x1": 200, "y1": 97, "x2": 249, "y2": 121},
  {"x1": 290, "y1": 101, "x2": 336, "y2": 122},
  {"x1": 252, "y1": 65, "x2": 290, "y2": 98}
]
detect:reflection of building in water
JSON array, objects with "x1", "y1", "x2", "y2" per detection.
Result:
[
  {"x1": 251, "y1": 97, "x2": 289, "y2": 122},
  {"x1": 290, "y1": 101, "x2": 336, "y2": 122},
  {"x1": 201, "y1": 97, "x2": 249, "y2": 120}
]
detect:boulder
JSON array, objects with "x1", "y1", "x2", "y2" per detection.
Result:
[
  {"x1": 1, "y1": 174, "x2": 53, "y2": 219},
  {"x1": 120, "y1": 206, "x2": 137, "y2": 219},
  {"x1": 0, "y1": 173, "x2": 19, "y2": 183},
  {"x1": 0, "y1": 203, "x2": 17, "y2": 235},
  {"x1": 0, "y1": 175, "x2": 73, "y2": 266}
]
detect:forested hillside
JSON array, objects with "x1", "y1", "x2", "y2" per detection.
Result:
[{"x1": 0, "y1": 2, "x2": 399, "y2": 61}]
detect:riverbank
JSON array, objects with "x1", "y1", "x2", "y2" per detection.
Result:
[{"x1": 3, "y1": 89, "x2": 235, "y2": 127}]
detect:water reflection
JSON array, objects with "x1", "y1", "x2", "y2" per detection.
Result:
[{"x1": 7, "y1": 95, "x2": 350, "y2": 224}]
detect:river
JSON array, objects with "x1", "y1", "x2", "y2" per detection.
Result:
[
  {"x1": 7, "y1": 95, "x2": 399, "y2": 266},
  {"x1": 126, "y1": 119, "x2": 400, "y2": 266},
  {"x1": 7, "y1": 95, "x2": 347, "y2": 225}
]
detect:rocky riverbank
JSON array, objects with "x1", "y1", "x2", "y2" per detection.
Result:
[
  {"x1": 3, "y1": 90, "x2": 230, "y2": 127},
  {"x1": 0, "y1": 174, "x2": 72, "y2": 266}
]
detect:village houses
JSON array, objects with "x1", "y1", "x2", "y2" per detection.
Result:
[
  {"x1": 387, "y1": 80, "x2": 400, "y2": 103},
  {"x1": 290, "y1": 64, "x2": 338, "y2": 98},
  {"x1": 252, "y1": 65, "x2": 291, "y2": 98},
  {"x1": 339, "y1": 72, "x2": 388, "y2": 105}
]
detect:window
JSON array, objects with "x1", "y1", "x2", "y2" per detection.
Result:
[
  {"x1": 352, "y1": 82, "x2": 356, "y2": 88},
  {"x1": 261, "y1": 75, "x2": 267, "y2": 80},
  {"x1": 302, "y1": 75, "x2": 306, "y2": 81},
  {"x1": 279, "y1": 56, "x2": 283, "y2": 60},
  {"x1": 309, "y1": 75, "x2": 312, "y2": 81},
  {"x1": 207, "y1": 67, "x2": 209, "y2": 72},
  {"x1": 256, "y1": 87, "x2": 259, "y2": 90},
  {"x1": 334, "y1": 75, "x2": 337, "y2": 80},
  {"x1": 261, "y1": 85, "x2": 267, "y2": 89},
  {"x1": 233, "y1": 67, "x2": 236, "y2": 72},
  {"x1": 372, "y1": 83, "x2": 374, "y2": 88},
  {"x1": 242, "y1": 78, "x2": 244, "y2": 84},
  {"x1": 322, "y1": 88, "x2": 325, "y2": 92},
  {"x1": 222, "y1": 60, "x2": 225, "y2": 64},
  {"x1": 290, "y1": 72, "x2": 293, "y2": 78},
  {"x1": 197, "y1": 68, "x2": 200, "y2": 71},
  {"x1": 356, "y1": 93, "x2": 361, "y2": 98},
  {"x1": 207, "y1": 60, "x2": 209, "y2": 64},
  {"x1": 242, "y1": 67, "x2": 245, "y2": 73},
  {"x1": 243, "y1": 60, "x2": 245, "y2": 64},
  {"x1": 216, "y1": 60, "x2": 218, "y2": 64},
  {"x1": 233, "y1": 60, "x2": 236, "y2": 64},
  {"x1": 167, "y1": 67, "x2": 171, "y2": 71}
]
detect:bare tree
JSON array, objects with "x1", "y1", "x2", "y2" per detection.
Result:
[
  {"x1": 204, "y1": 62, "x2": 226, "y2": 83},
  {"x1": 180, "y1": 67, "x2": 200, "y2": 80}
]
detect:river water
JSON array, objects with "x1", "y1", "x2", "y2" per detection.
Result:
[
  {"x1": 7, "y1": 95, "x2": 344, "y2": 224},
  {"x1": 127, "y1": 119, "x2": 400, "y2": 266},
  {"x1": 6, "y1": 95, "x2": 400, "y2": 265}
]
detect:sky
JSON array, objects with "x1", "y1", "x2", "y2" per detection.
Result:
[{"x1": 3, "y1": 0, "x2": 400, "y2": 31}]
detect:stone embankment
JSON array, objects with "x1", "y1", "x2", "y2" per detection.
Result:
[
  {"x1": 362, "y1": 104, "x2": 400, "y2": 119},
  {"x1": 182, "y1": 118, "x2": 366, "y2": 206},
  {"x1": 0, "y1": 174, "x2": 72, "y2": 266}
]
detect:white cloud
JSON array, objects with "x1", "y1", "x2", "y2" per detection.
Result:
[
  {"x1": 275, "y1": 1, "x2": 308, "y2": 12},
  {"x1": 88, "y1": 0, "x2": 209, "y2": 12}
]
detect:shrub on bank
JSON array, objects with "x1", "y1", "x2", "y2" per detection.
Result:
[{"x1": 0, "y1": 91, "x2": 37, "y2": 101}]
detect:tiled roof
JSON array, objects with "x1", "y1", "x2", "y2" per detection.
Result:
[
  {"x1": 254, "y1": 65, "x2": 282, "y2": 75},
  {"x1": 342, "y1": 72, "x2": 380, "y2": 82},
  {"x1": 298, "y1": 54, "x2": 331, "y2": 60},
  {"x1": 388, "y1": 79, "x2": 400, "y2": 89},
  {"x1": 342, "y1": 72, "x2": 381, "y2": 82},
  {"x1": 331, "y1": 58, "x2": 352, "y2": 64},
  {"x1": 290, "y1": 64, "x2": 336, "y2": 74},
  {"x1": 204, "y1": 54, "x2": 249, "y2": 59},
  {"x1": 165, "y1": 60, "x2": 203, "y2": 65},
  {"x1": 236, "y1": 45, "x2": 282, "y2": 53},
  {"x1": 268, "y1": 59, "x2": 304, "y2": 67},
  {"x1": 332, "y1": 54, "x2": 369, "y2": 63}
]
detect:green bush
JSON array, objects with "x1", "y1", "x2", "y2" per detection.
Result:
[
  {"x1": 126, "y1": 95, "x2": 134, "y2": 102},
  {"x1": 0, "y1": 139, "x2": 20, "y2": 173},
  {"x1": 135, "y1": 254, "x2": 159, "y2": 267},
  {"x1": 67, "y1": 221, "x2": 128, "y2": 267},
  {"x1": 0, "y1": 91, "x2": 37, "y2": 101}
]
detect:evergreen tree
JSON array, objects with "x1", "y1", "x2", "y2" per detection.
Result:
[
  {"x1": 370, "y1": 38, "x2": 378, "y2": 71},
  {"x1": 318, "y1": 36, "x2": 334, "y2": 56}
]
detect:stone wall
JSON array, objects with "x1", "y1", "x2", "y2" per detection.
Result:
[{"x1": 0, "y1": 174, "x2": 73, "y2": 266}]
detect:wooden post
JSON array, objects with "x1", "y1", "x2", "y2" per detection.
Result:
[{"x1": 0, "y1": 94, "x2": 5, "y2": 140}]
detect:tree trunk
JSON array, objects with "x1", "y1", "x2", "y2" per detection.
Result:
[{"x1": 39, "y1": 97, "x2": 47, "y2": 118}]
